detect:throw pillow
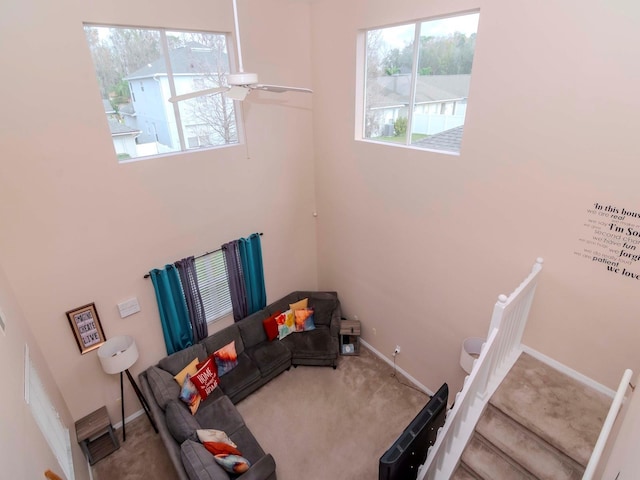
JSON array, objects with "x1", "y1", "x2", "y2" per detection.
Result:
[
  {"x1": 213, "y1": 341, "x2": 239, "y2": 377},
  {"x1": 203, "y1": 441, "x2": 242, "y2": 456},
  {"x1": 179, "y1": 374, "x2": 201, "y2": 414},
  {"x1": 262, "y1": 310, "x2": 281, "y2": 341},
  {"x1": 173, "y1": 358, "x2": 200, "y2": 388},
  {"x1": 289, "y1": 298, "x2": 308, "y2": 312},
  {"x1": 196, "y1": 429, "x2": 238, "y2": 448},
  {"x1": 275, "y1": 310, "x2": 295, "y2": 340},
  {"x1": 213, "y1": 454, "x2": 251, "y2": 474},
  {"x1": 294, "y1": 307, "x2": 316, "y2": 332},
  {"x1": 189, "y1": 357, "x2": 220, "y2": 401}
]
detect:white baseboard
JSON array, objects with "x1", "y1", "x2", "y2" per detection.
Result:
[
  {"x1": 360, "y1": 339, "x2": 435, "y2": 397},
  {"x1": 522, "y1": 345, "x2": 616, "y2": 398},
  {"x1": 111, "y1": 407, "x2": 146, "y2": 430}
]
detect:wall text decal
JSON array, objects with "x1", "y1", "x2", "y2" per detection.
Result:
[{"x1": 575, "y1": 203, "x2": 640, "y2": 281}]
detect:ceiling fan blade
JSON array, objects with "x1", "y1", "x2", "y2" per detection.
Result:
[
  {"x1": 251, "y1": 84, "x2": 313, "y2": 94},
  {"x1": 168, "y1": 87, "x2": 228, "y2": 103}
]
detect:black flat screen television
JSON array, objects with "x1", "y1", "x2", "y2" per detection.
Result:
[{"x1": 378, "y1": 383, "x2": 448, "y2": 480}]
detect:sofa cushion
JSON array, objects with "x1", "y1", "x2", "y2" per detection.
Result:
[
  {"x1": 166, "y1": 400, "x2": 199, "y2": 444},
  {"x1": 203, "y1": 442, "x2": 242, "y2": 457},
  {"x1": 218, "y1": 352, "x2": 261, "y2": 401},
  {"x1": 288, "y1": 297, "x2": 308, "y2": 312},
  {"x1": 294, "y1": 308, "x2": 316, "y2": 332},
  {"x1": 159, "y1": 344, "x2": 207, "y2": 376},
  {"x1": 179, "y1": 374, "x2": 202, "y2": 414},
  {"x1": 213, "y1": 341, "x2": 239, "y2": 377},
  {"x1": 281, "y1": 326, "x2": 337, "y2": 359},
  {"x1": 213, "y1": 454, "x2": 250, "y2": 474},
  {"x1": 275, "y1": 310, "x2": 295, "y2": 340},
  {"x1": 228, "y1": 425, "x2": 266, "y2": 464},
  {"x1": 194, "y1": 395, "x2": 246, "y2": 436},
  {"x1": 190, "y1": 357, "x2": 220, "y2": 401},
  {"x1": 262, "y1": 311, "x2": 280, "y2": 342},
  {"x1": 196, "y1": 429, "x2": 237, "y2": 448},
  {"x1": 202, "y1": 324, "x2": 245, "y2": 356},
  {"x1": 245, "y1": 340, "x2": 291, "y2": 377},
  {"x1": 181, "y1": 439, "x2": 230, "y2": 480},
  {"x1": 308, "y1": 296, "x2": 339, "y2": 326},
  {"x1": 174, "y1": 358, "x2": 201, "y2": 386},
  {"x1": 146, "y1": 365, "x2": 180, "y2": 410},
  {"x1": 236, "y1": 310, "x2": 269, "y2": 348}
]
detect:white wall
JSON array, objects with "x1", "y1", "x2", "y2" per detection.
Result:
[
  {"x1": 0, "y1": 264, "x2": 89, "y2": 480},
  {"x1": 3, "y1": 0, "x2": 640, "y2": 468},
  {"x1": 0, "y1": 0, "x2": 316, "y2": 425},
  {"x1": 310, "y1": 0, "x2": 640, "y2": 395}
]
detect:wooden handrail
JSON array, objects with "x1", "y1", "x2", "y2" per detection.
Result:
[{"x1": 44, "y1": 470, "x2": 63, "y2": 480}]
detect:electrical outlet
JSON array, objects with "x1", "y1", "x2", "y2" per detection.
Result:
[
  {"x1": 393, "y1": 345, "x2": 401, "y2": 356},
  {"x1": 353, "y1": 315, "x2": 359, "y2": 321},
  {"x1": 372, "y1": 327, "x2": 377, "y2": 336}
]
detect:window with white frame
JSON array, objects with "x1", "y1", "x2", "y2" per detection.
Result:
[
  {"x1": 195, "y1": 250, "x2": 232, "y2": 324},
  {"x1": 83, "y1": 25, "x2": 239, "y2": 162},
  {"x1": 24, "y1": 345, "x2": 75, "y2": 479},
  {"x1": 360, "y1": 12, "x2": 479, "y2": 154}
]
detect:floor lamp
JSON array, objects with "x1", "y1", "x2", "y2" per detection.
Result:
[{"x1": 97, "y1": 335, "x2": 158, "y2": 441}]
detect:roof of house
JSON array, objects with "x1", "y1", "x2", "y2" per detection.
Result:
[
  {"x1": 125, "y1": 43, "x2": 229, "y2": 80},
  {"x1": 413, "y1": 125, "x2": 464, "y2": 152},
  {"x1": 103, "y1": 99, "x2": 115, "y2": 114},
  {"x1": 117, "y1": 103, "x2": 136, "y2": 116},
  {"x1": 369, "y1": 74, "x2": 470, "y2": 108},
  {"x1": 108, "y1": 119, "x2": 140, "y2": 137}
]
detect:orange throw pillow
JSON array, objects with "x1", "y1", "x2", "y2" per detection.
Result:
[{"x1": 203, "y1": 441, "x2": 242, "y2": 456}]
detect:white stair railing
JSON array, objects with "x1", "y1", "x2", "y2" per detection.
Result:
[
  {"x1": 582, "y1": 368, "x2": 634, "y2": 480},
  {"x1": 418, "y1": 258, "x2": 544, "y2": 480}
]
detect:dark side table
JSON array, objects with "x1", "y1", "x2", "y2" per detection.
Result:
[
  {"x1": 340, "y1": 319, "x2": 361, "y2": 355},
  {"x1": 75, "y1": 406, "x2": 120, "y2": 465}
]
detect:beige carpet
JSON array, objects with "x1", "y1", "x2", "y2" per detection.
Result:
[
  {"x1": 91, "y1": 409, "x2": 175, "y2": 480},
  {"x1": 453, "y1": 352, "x2": 612, "y2": 479},
  {"x1": 92, "y1": 347, "x2": 430, "y2": 479}
]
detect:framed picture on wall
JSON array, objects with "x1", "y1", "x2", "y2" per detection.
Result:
[{"x1": 66, "y1": 302, "x2": 106, "y2": 354}]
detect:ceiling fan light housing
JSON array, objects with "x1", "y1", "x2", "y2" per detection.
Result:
[
  {"x1": 225, "y1": 86, "x2": 250, "y2": 101},
  {"x1": 227, "y1": 72, "x2": 259, "y2": 86}
]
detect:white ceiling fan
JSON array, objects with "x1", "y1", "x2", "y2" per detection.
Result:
[{"x1": 169, "y1": 0, "x2": 312, "y2": 103}]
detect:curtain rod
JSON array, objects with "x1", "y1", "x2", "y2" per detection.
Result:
[{"x1": 143, "y1": 232, "x2": 263, "y2": 279}]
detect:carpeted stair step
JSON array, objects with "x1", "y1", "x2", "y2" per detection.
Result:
[
  {"x1": 489, "y1": 352, "x2": 611, "y2": 467},
  {"x1": 461, "y1": 433, "x2": 536, "y2": 479},
  {"x1": 476, "y1": 404, "x2": 584, "y2": 480},
  {"x1": 451, "y1": 462, "x2": 480, "y2": 479}
]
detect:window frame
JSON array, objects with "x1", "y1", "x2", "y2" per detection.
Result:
[
  {"x1": 356, "y1": 10, "x2": 480, "y2": 155},
  {"x1": 83, "y1": 23, "x2": 243, "y2": 163}
]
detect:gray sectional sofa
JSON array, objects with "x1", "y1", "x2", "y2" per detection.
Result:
[{"x1": 139, "y1": 291, "x2": 341, "y2": 480}]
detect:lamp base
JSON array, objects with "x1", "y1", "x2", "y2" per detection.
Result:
[{"x1": 120, "y1": 369, "x2": 158, "y2": 441}]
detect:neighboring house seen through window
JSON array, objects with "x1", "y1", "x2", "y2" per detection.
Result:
[
  {"x1": 83, "y1": 25, "x2": 239, "y2": 162},
  {"x1": 361, "y1": 12, "x2": 479, "y2": 154}
]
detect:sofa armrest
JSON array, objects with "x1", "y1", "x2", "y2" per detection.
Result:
[
  {"x1": 238, "y1": 454, "x2": 277, "y2": 480},
  {"x1": 140, "y1": 370, "x2": 190, "y2": 480}
]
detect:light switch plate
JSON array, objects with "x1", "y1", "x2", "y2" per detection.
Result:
[{"x1": 117, "y1": 298, "x2": 140, "y2": 318}]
